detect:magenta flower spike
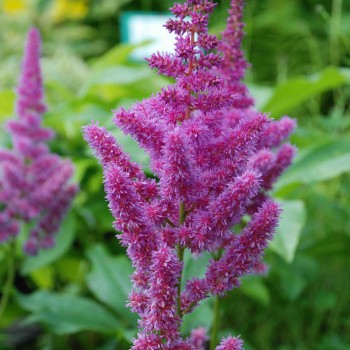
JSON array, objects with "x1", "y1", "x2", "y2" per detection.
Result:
[
  {"x1": 0, "y1": 28, "x2": 77, "y2": 255},
  {"x1": 218, "y1": 0, "x2": 254, "y2": 109},
  {"x1": 84, "y1": 0, "x2": 296, "y2": 348}
]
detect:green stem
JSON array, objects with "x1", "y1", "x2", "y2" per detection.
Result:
[
  {"x1": 179, "y1": 201, "x2": 186, "y2": 224},
  {"x1": 210, "y1": 295, "x2": 220, "y2": 350},
  {"x1": 177, "y1": 201, "x2": 186, "y2": 317},
  {"x1": 0, "y1": 240, "x2": 16, "y2": 326},
  {"x1": 330, "y1": 0, "x2": 342, "y2": 67},
  {"x1": 177, "y1": 245, "x2": 185, "y2": 315}
]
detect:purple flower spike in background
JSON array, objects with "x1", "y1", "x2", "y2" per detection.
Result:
[
  {"x1": 0, "y1": 28, "x2": 78, "y2": 255},
  {"x1": 84, "y1": 0, "x2": 296, "y2": 348}
]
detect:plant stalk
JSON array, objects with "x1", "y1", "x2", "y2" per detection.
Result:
[
  {"x1": 0, "y1": 240, "x2": 16, "y2": 326},
  {"x1": 177, "y1": 201, "x2": 186, "y2": 317},
  {"x1": 330, "y1": 0, "x2": 342, "y2": 67},
  {"x1": 210, "y1": 295, "x2": 220, "y2": 350}
]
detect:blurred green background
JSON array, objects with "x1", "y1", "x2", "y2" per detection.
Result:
[{"x1": 0, "y1": 0, "x2": 350, "y2": 349}]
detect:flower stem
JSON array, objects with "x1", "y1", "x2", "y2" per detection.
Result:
[
  {"x1": 177, "y1": 201, "x2": 186, "y2": 316},
  {"x1": 210, "y1": 295, "x2": 220, "y2": 350},
  {"x1": 0, "y1": 240, "x2": 16, "y2": 326}
]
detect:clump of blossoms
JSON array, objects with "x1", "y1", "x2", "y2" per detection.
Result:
[
  {"x1": 0, "y1": 28, "x2": 78, "y2": 255},
  {"x1": 84, "y1": 0, "x2": 296, "y2": 349}
]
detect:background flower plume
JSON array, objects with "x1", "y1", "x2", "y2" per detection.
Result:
[{"x1": 0, "y1": 27, "x2": 78, "y2": 255}]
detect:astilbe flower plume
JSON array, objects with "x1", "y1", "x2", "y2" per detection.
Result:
[
  {"x1": 0, "y1": 28, "x2": 77, "y2": 255},
  {"x1": 84, "y1": 0, "x2": 296, "y2": 348}
]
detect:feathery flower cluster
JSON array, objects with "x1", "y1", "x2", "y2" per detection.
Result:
[
  {"x1": 0, "y1": 28, "x2": 77, "y2": 255},
  {"x1": 84, "y1": 0, "x2": 296, "y2": 348}
]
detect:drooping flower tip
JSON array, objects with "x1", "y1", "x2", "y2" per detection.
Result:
[
  {"x1": 216, "y1": 335, "x2": 244, "y2": 350},
  {"x1": 262, "y1": 143, "x2": 297, "y2": 190},
  {"x1": 241, "y1": 199, "x2": 281, "y2": 247},
  {"x1": 142, "y1": 246, "x2": 182, "y2": 337},
  {"x1": 180, "y1": 278, "x2": 209, "y2": 312}
]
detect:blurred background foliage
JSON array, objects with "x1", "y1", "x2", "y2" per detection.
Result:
[{"x1": 0, "y1": 0, "x2": 350, "y2": 349}]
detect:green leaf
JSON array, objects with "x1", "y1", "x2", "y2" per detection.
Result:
[
  {"x1": 181, "y1": 250, "x2": 211, "y2": 289},
  {"x1": 86, "y1": 245, "x2": 136, "y2": 326},
  {"x1": 30, "y1": 266, "x2": 54, "y2": 289},
  {"x1": 181, "y1": 298, "x2": 213, "y2": 335},
  {"x1": 262, "y1": 67, "x2": 347, "y2": 116},
  {"x1": 276, "y1": 256, "x2": 319, "y2": 301},
  {"x1": 92, "y1": 43, "x2": 147, "y2": 70},
  {"x1": 269, "y1": 200, "x2": 306, "y2": 263},
  {"x1": 279, "y1": 267, "x2": 307, "y2": 301},
  {"x1": 180, "y1": 252, "x2": 213, "y2": 334},
  {"x1": 112, "y1": 128, "x2": 150, "y2": 168},
  {"x1": 275, "y1": 137, "x2": 350, "y2": 190},
  {"x1": 0, "y1": 89, "x2": 15, "y2": 120},
  {"x1": 80, "y1": 65, "x2": 151, "y2": 96},
  {"x1": 21, "y1": 214, "x2": 76, "y2": 275},
  {"x1": 73, "y1": 158, "x2": 96, "y2": 183},
  {"x1": 240, "y1": 276, "x2": 270, "y2": 305},
  {"x1": 17, "y1": 291, "x2": 120, "y2": 335}
]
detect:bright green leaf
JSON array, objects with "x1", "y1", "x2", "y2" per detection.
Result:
[
  {"x1": 17, "y1": 291, "x2": 120, "y2": 335},
  {"x1": 182, "y1": 250, "x2": 211, "y2": 289},
  {"x1": 262, "y1": 67, "x2": 347, "y2": 116},
  {"x1": 275, "y1": 137, "x2": 350, "y2": 190},
  {"x1": 55, "y1": 257, "x2": 87, "y2": 284},
  {"x1": 86, "y1": 245, "x2": 136, "y2": 326},
  {"x1": 0, "y1": 89, "x2": 15, "y2": 120},
  {"x1": 181, "y1": 298, "x2": 213, "y2": 335},
  {"x1": 92, "y1": 43, "x2": 146, "y2": 70},
  {"x1": 30, "y1": 266, "x2": 54, "y2": 289},
  {"x1": 80, "y1": 65, "x2": 151, "y2": 95},
  {"x1": 269, "y1": 200, "x2": 306, "y2": 263}
]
